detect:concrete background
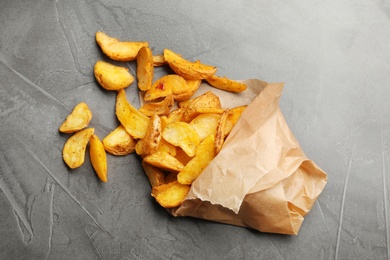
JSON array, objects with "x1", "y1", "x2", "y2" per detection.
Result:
[{"x1": 1, "y1": 0, "x2": 389, "y2": 259}]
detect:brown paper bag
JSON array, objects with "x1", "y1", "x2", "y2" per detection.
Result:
[{"x1": 169, "y1": 79, "x2": 327, "y2": 235}]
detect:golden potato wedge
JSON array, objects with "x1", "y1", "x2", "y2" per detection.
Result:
[
  {"x1": 94, "y1": 61, "x2": 134, "y2": 91},
  {"x1": 62, "y1": 128, "x2": 95, "y2": 169},
  {"x1": 223, "y1": 120, "x2": 234, "y2": 137},
  {"x1": 205, "y1": 75, "x2": 247, "y2": 92},
  {"x1": 162, "y1": 122, "x2": 200, "y2": 157},
  {"x1": 182, "y1": 91, "x2": 222, "y2": 122},
  {"x1": 171, "y1": 76, "x2": 189, "y2": 97},
  {"x1": 143, "y1": 151, "x2": 184, "y2": 172},
  {"x1": 190, "y1": 113, "x2": 221, "y2": 141},
  {"x1": 144, "y1": 75, "x2": 186, "y2": 102},
  {"x1": 164, "y1": 49, "x2": 217, "y2": 80},
  {"x1": 151, "y1": 181, "x2": 190, "y2": 208},
  {"x1": 173, "y1": 79, "x2": 201, "y2": 101},
  {"x1": 142, "y1": 161, "x2": 165, "y2": 187},
  {"x1": 152, "y1": 55, "x2": 166, "y2": 66},
  {"x1": 215, "y1": 109, "x2": 229, "y2": 155},
  {"x1": 116, "y1": 89, "x2": 150, "y2": 139},
  {"x1": 139, "y1": 95, "x2": 174, "y2": 116},
  {"x1": 59, "y1": 102, "x2": 92, "y2": 133},
  {"x1": 136, "y1": 46, "x2": 154, "y2": 91},
  {"x1": 89, "y1": 134, "x2": 108, "y2": 182},
  {"x1": 177, "y1": 134, "x2": 215, "y2": 185},
  {"x1": 141, "y1": 115, "x2": 162, "y2": 156},
  {"x1": 95, "y1": 31, "x2": 148, "y2": 61},
  {"x1": 135, "y1": 139, "x2": 146, "y2": 157},
  {"x1": 102, "y1": 125, "x2": 136, "y2": 156},
  {"x1": 157, "y1": 138, "x2": 177, "y2": 157}
]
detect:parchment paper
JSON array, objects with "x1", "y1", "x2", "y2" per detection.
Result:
[{"x1": 169, "y1": 79, "x2": 327, "y2": 235}]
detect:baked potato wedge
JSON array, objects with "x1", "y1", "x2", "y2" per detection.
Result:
[
  {"x1": 136, "y1": 46, "x2": 154, "y2": 91},
  {"x1": 151, "y1": 181, "x2": 190, "y2": 208},
  {"x1": 139, "y1": 95, "x2": 174, "y2": 116},
  {"x1": 89, "y1": 134, "x2": 108, "y2": 182},
  {"x1": 59, "y1": 102, "x2": 92, "y2": 134},
  {"x1": 94, "y1": 61, "x2": 134, "y2": 91},
  {"x1": 96, "y1": 31, "x2": 148, "y2": 61},
  {"x1": 62, "y1": 128, "x2": 95, "y2": 169},
  {"x1": 177, "y1": 134, "x2": 215, "y2": 185},
  {"x1": 142, "y1": 161, "x2": 166, "y2": 187},
  {"x1": 162, "y1": 121, "x2": 200, "y2": 157},
  {"x1": 164, "y1": 49, "x2": 217, "y2": 80},
  {"x1": 143, "y1": 151, "x2": 185, "y2": 172},
  {"x1": 205, "y1": 75, "x2": 247, "y2": 93},
  {"x1": 116, "y1": 89, "x2": 150, "y2": 139},
  {"x1": 102, "y1": 125, "x2": 136, "y2": 156}
]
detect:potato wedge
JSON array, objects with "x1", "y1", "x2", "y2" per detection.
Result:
[
  {"x1": 144, "y1": 75, "x2": 186, "y2": 102},
  {"x1": 223, "y1": 120, "x2": 234, "y2": 137},
  {"x1": 164, "y1": 49, "x2": 217, "y2": 80},
  {"x1": 96, "y1": 31, "x2": 148, "y2": 61},
  {"x1": 62, "y1": 128, "x2": 95, "y2": 169},
  {"x1": 190, "y1": 113, "x2": 220, "y2": 141},
  {"x1": 142, "y1": 161, "x2": 165, "y2": 187},
  {"x1": 151, "y1": 181, "x2": 190, "y2": 208},
  {"x1": 89, "y1": 134, "x2": 108, "y2": 182},
  {"x1": 215, "y1": 109, "x2": 229, "y2": 155},
  {"x1": 171, "y1": 76, "x2": 190, "y2": 97},
  {"x1": 205, "y1": 75, "x2": 247, "y2": 93},
  {"x1": 190, "y1": 91, "x2": 221, "y2": 109},
  {"x1": 102, "y1": 125, "x2": 136, "y2": 156},
  {"x1": 152, "y1": 55, "x2": 166, "y2": 66},
  {"x1": 139, "y1": 95, "x2": 174, "y2": 116},
  {"x1": 162, "y1": 122, "x2": 200, "y2": 157},
  {"x1": 141, "y1": 115, "x2": 162, "y2": 156},
  {"x1": 59, "y1": 102, "x2": 92, "y2": 133},
  {"x1": 183, "y1": 91, "x2": 222, "y2": 122},
  {"x1": 228, "y1": 106, "x2": 247, "y2": 126},
  {"x1": 94, "y1": 61, "x2": 134, "y2": 91},
  {"x1": 143, "y1": 151, "x2": 184, "y2": 172},
  {"x1": 135, "y1": 139, "x2": 146, "y2": 157},
  {"x1": 173, "y1": 79, "x2": 201, "y2": 101},
  {"x1": 157, "y1": 138, "x2": 177, "y2": 157},
  {"x1": 177, "y1": 134, "x2": 215, "y2": 185},
  {"x1": 136, "y1": 46, "x2": 154, "y2": 91},
  {"x1": 116, "y1": 89, "x2": 150, "y2": 139}
]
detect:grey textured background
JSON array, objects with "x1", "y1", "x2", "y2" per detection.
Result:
[{"x1": 1, "y1": 0, "x2": 390, "y2": 259}]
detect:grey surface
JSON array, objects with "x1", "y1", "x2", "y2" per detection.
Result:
[{"x1": 1, "y1": 0, "x2": 389, "y2": 259}]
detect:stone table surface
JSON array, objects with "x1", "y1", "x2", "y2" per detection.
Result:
[{"x1": 1, "y1": 0, "x2": 390, "y2": 259}]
